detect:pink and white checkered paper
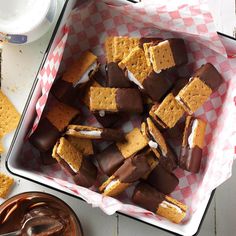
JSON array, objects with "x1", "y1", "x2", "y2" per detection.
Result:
[{"x1": 29, "y1": 0, "x2": 236, "y2": 228}]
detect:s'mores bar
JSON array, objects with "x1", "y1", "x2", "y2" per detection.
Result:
[
  {"x1": 66, "y1": 125, "x2": 125, "y2": 142},
  {"x1": 179, "y1": 116, "x2": 206, "y2": 173},
  {"x1": 119, "y1": 47, "x2": 176, "y2": 102},
  {"x1": 52, "y1": 137, "x2": 97, "y2": 187},
  {"x1": 95, "y1": 128, "x2": 148, "y2": 176},
  {"x1": 176, "y1": 63, "x2": 223, "y2": 114},
  {"x1": 99, "y1": 153, "x2": 151, "y2": 197},
  {"x1": 147, "y1": 38, "x2": 188, "y2": 73},
  {"x1": 51, "y1": 51, "x2": 99, "y2": 104},
  {"x1": 149, "y1": 93, "x2": 185, "y2": 129},
  {"x1": 132, "y1": 183, "x2": 187, "y2": 224},
  {"x1": 30, "y1": 99, "x2": 80, "y2": 152},
  {"x1": 141, "y1": 118, "x2": 177, "y2": 171},
  {"x1": 90, "y1": 87, "x2": 143, "y2": 113}
]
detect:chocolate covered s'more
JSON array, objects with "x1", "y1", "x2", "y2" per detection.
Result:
[
  {"x1": 150, "y1": 93, "x2": 185, "y2": 129},
  {"x1": 132, "y1": 183, "x2": 187, "y2": 224},
  {"x1": 147, "y1": 38, "x2": 188, "y2": 73},
  {"x1": 179, "y1": 116, "x2": 206, "y2": 173},
  {"x1": 30, "y1": 99, "x2": 80, "y2": 152},
  {"x1": 99, "y1": 153, "x2": 151, "y2": 197},
  {"x1": 95, "y1": 128, "x2": 148, "y2": 176},
  {"x1": 119, "y1": 46, "x2": 176, "y2": 102},
  {"x1": 90, "y1": 87, "x2": 143, "y2": 113},
  {"x1": 51, "y1": 51, "x2": 99, "y2": 104},
  {"x1": 52, "y1": 137, "x2": 97, "y2": 187},
  {"x1": 176, "y1": 63, "x2": 223, "y2": 114},
  {"x1": 66, "y1": 125, "x2": 125, "y2": 142},
  {"x1": 141, "y1": 118, "x2": 177, "y2": 171}
]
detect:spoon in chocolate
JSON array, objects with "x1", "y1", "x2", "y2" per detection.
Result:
[{"x1": 0, "y1": 215, "x2": 64, "y2": 236}]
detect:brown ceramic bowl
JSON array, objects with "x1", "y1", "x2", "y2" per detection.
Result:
[{"x1": 0, "y1": 192, "x2": 83, "y2": 235}]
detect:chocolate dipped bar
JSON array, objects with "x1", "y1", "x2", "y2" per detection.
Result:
[
  {"x1": 66, "y1": 125, "x2": 125, "y2": 142},
  {"x1": 90, "y1": 87, "x2": 143, "y2": 113},
  {"x1": 99, "y1": 153, "x2": 151, "y2": 197},
  {"x1": 147, "y1": 38, "x2": 188, "y2": 73},
  {"x1": 149, "y1": 93, "x2": 185, "y2": 129},
  {"x1": 141, "y1": 118, "x2": 177, "y2": 171},
  {"x1": 95, "y1": 128, "x2": 148, "y2": 176},
  {"x1": 30, "y1": 99, "x2": 79, "y2": 152},
  {"x1": 52, "y1": 137, "x2": 97, "y2": 187},
  {"x1": 146, "y1": 164, "x2": 179, "y2": 194},
  {"x1": 132, "y1": 182, "x2": 187, "y2": 224},
  {"x1": 51, "y1": 51, "x2": 99, "y2": 104},
  {"x1": 119, "y1": 47, "x2": 176, "y2": 102},
  {"x1": 179, "y1": 116, "x2": 206, "y2": 173}
]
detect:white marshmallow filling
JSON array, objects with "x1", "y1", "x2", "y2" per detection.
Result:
[
  {"x1": 160, "y1": 200, "x2": 183, "y2": 214},
  {"x1": 79, "y1": 130, "x2": 102, "y2": 137},
  {"x1": 187, "y1": 119, "x2": 199, "y2": 149},
  {"x1": 127, "y1": 70, "x2": 144, "y2": 89},
  {"x1": 105, "y1": 179, "x2": 119, "y2": 191}
]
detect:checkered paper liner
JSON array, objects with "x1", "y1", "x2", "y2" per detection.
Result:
[{"x1": 26, "y1": 0, "x2": 236, "y2": 226}]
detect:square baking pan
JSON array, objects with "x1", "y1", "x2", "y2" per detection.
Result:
[{"x1": 5, "y1": 0, "x2": 235, "y2": 235}]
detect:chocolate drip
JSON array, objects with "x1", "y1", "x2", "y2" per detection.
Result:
[
  {"x1": 132, "y1": 182, "x2": 165, "y2": 213},
  {"x1": 116, "y1": 88, "x2": 143, "y2": 113},
  {"x1": 95, "y1": 144, "x2": 125, "y2": 176},
  {"x1": 114, "y1": 154, "x2": 151, "y2": 183},
  {"x1": 146, "y1": 164, "x2": 179, "y2": 194},
  {"x1": 106, "y1": 62, "x2": 131, "y2": 88}
]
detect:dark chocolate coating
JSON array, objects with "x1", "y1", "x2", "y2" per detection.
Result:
[
  {"x1": 132, "y1": 182, "x2": 165, "y2": 213},
  {"x1": 73, "y1": 158, "x2": 98, "y2": 187},
  {"x1": 116, "y1": 88, "x2": 143, "y2": 113},
  {"x1": 146, "y1": 165, "x2": 179, "y2": 194},
  {"x1": 138, "y1": 37, "x2": 162, "y2": 48},
  {"x1": 40, "y1": 151, "x2": 57, "y2": 165},
  {"x1": 106, "y1": 62, "x2": 131, "y2": 88},
  {"x1": 114, "y1": 154, "x2": 151, "y2": 183},
  {"x1": 51, "y1": 79, "x2": 76, "y2": 105},
  {"x1": 179, "y1": 146, "x2": 202, "y2": 173},
  {"x1": 159, "y1": 147, "x2": 178, "y2": 172},
  {"x1": 30, "y1": 118, "x2": 60, "y2": 152},
  {"x1": 95, "y1": 144, "x2": 124, "y2": 176},
  {"x1": 192, "y1": 63, "x2": 223, "y2": 91},
  {"x1": 101, "y1": 128, "x2": 125, "y2": 141},
  {"x1": 171, "y1": 77, "x2": 189, "y2": 96},
  {"x1": 94, "y1": 113, "x2": 122, "y2": 128},
  {"x1": 143, "y1": 71, "x2": 176, "y2": 102},
  {"x1": 169, "y1": 38, "x2": 188, "y2": 66},
  {"x1": 93, "y1": 69, "x2": 107, "y2": 87}
]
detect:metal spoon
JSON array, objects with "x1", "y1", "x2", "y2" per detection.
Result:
[{"x1": 0, "y1": 215, "x2": 64, "y2": 236}]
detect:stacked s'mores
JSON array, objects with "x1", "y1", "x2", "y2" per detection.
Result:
[{"x1": 30, "y1": 35, "x2": 224, "y2": 224}]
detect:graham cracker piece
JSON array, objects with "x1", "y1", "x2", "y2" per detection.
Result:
[
  {"x1": 182, "y1": 116, "x2": 192, "y2": 147},
  {"x1": 147, "y1": 118, "x2": 168, "y2": 156},
  {"x1": 90, "y1": 87, "x2": 118, "y2": 112},
  {"x1": 113, "y1": 36, "x2": 140, "y2": 62},
  {"x1": 67, "y1": 136, "x2": 94, "y2": 156},
  {"x1": 156, "y1": 196, "x2": 187, "y2": 224},
  {"x1": 62, "y1": 51, "x2": 98, "y2": 84},
  {"x1": 177, "y1": 77, "x2": 212, "y2": 113},
  {"x1": 0, "y1": 173, "x2": 14, "y2": 198},
  {"x1": 119, "y1": 47, "x2": 152, "y2": 85},
  {"x1": 143, "y1": 42, "x2": 155, "y2": 67},
  {"x1": 105, "y1": 37, "x2": 115, "y2": 63},
  {"x1": 46, "y1": 100, "x2": 79, "y2": 132},
  {"x1": 0, "y1": 138, "x2": 3, "y2": 154},
  {"x1": 149, "y1": 40, "x2": 175, "y2": 72},
  {"x1": 52, "y1": 137, "x2": 83, "y2": 171},
  {"x1": 66, "y1": 125, "x2": 102, "y2": 139},
  {"x1": 116, "y1": 128, "x2": 148, "y2": 158},
  {"x1": 82, "y1": 80, "x2": 101, "y2": 108},
  {"x1": 0, "y1": 90, "x2": 20, "y2": 136},
  {"x1": 153, "y1": 93, "x2": 184, "y2": 128},
  {"x1": 100, "y1": 176, "x2": 130, "y2": 197}
]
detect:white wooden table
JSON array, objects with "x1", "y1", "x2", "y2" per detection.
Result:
[{"x1": 1, "y1": 1, "x2": 236, "y2": 235}]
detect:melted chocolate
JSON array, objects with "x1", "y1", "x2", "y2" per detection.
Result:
[
  {"x1": 0, "y1": 193, "x2": 82, "y2": 235},
  {"x1": 146, "y1": 164, "x2": 179, "y2": 194},
  {"x1": 114, "y1": 154, "x2": 151, "y2": 183},
  {"x1": 132, "y1": 182, "x2": 165, "y2": 213},
  {"x1": 143, "y1": 71, "x2": 176, "y2": 102},
  {"x1": 30, "y1": 118, "x2": 60, "y2": 152},
  {"x1": 192, "y1": 63, "x2": 223, "y2": 91},
  {"x1": 95, "y1": 144, "x2": 125, "y2": 176},
  {"x1": 169, "y1": 38, "x2": 188, "y2": 66},
  {"x1": 94, "y1": 112, "x2": 122, "y2": 128},
  {"x1": 106, "y1": 62, "x2": 131, "y2": 88},
  {"x1": 116, "y1": 88, "x2": 143, "y2": 113},
  {"x1": 101, "y1": 128, "x2": 125, "y2": 141}
]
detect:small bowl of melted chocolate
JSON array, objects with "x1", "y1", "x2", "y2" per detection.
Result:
[{"x1": 0, "y1": 192, "x2": 83, "y2": 236}]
